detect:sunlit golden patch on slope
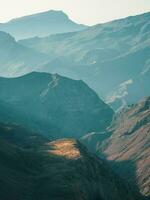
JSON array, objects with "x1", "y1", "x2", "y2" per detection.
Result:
[{"x1": 47, "y1": 139, "x2": 81, "y2": 159}]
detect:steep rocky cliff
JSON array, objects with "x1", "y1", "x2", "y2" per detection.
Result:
[{"x1": 82, "y1": 97, "x2": 150, "y2": 198}]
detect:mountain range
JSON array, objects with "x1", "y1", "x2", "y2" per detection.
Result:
[
  {"x1": 19, "y1": 11, "x2": 150, "y2": 109},
  {"x1": 0, "y1": 11, "x2": 149, "y2": 109},
  {"x1": 0, "y1": 10, "x2": 87, "y2": 40},
  {"x1": 0, "y1": 9, "x2": 149, "y2": 200},
  {"x1": 0, "y1": 70, "x2": 149, "y2": 199}
]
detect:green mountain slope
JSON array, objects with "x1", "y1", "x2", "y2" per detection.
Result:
[{"x1": 0, "y1": 72, "x2": 113, "y2": 138}]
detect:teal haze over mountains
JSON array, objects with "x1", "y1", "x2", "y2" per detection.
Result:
[
  {"x1": 0, "y1": 72, "x2": 113, "y2": 138},
  {"x1": 0, "y1": 10, "x2": 87, "y2": 40},
  {"x1": 19, "y1": 12, "x2": 150, "y2": 109},
  {"x1": 0, "y1": 11, "x2": 149, "y2": 109},
  {"x1": 0, "y1": 31, "x2": 49, "y2": 77},
  {"x1": 0, "y1": 9, "x2": 149, "y2": 200}
]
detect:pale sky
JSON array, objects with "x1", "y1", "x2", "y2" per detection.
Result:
[{"x1": 0, "y1": 0, "x2": 150, "y2": 25}]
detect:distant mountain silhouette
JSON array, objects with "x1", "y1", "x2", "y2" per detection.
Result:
[
  {"x1": 0, "y1": 10, "x2": 87, "y2": 39},
  {"x1": 0, "y1": 31, "x2": 49, "y2": 77},
  {"x1": 0, "y1": 72, "x2": 113, "y2": 138}
]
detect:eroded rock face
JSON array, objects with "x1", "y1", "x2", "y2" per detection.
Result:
[
  {"x1": 0, "y1": 124, "x2": 134, "y2": 200},
  {"x1": 103, "y1": 97, "x2": 150, "y2": 197},
  {"x1": 82, "y1": 97, "x2": 150, "y2": 198},
  {"x1": 0, "y1": 72, "x2": 114, "y2": 138}
]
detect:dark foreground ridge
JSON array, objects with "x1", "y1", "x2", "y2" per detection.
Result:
[{"x1": 0, "y1": 123, "x2": 134, "y2": 200}]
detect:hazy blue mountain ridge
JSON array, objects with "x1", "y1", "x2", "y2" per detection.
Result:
[
  {"x1": 0, "y1": 31, "x2": 49, "y2": 77},
  {"x1": 19, "y1": 12, "x2": 150, "y2": 109},
  {"x1": 0, "y1": 12, "x2": 149, "y2": 108},
  {"x1": 0, "y1": 10, "x2": 87, "y2": 39}
]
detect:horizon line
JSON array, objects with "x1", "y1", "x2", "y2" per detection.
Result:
[{"x1": 0, "y1": 9, "x2": 149, "y2": 26}]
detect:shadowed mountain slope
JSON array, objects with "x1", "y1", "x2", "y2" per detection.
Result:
[
  {"x1": 0, "y1": 72, "x2": 113, "y2": 138},
  {"x1": 0, "y1": 123, "x2": 135, "y2": 200}
]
